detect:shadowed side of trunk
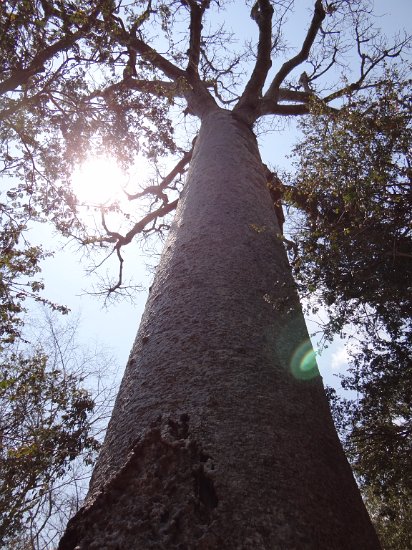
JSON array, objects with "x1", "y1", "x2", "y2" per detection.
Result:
[{"x1": 59, "y1": 109, "x2": 380, "y2": 549}]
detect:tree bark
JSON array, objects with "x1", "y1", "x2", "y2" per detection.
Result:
[{"x1": 59, "y1": 109, "x2": 380, "y2": 549}]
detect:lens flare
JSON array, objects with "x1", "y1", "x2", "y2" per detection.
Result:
[{"x1": 290, "y1": 339, "x2": 319, "y2": 380}]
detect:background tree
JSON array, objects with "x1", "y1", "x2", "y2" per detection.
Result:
[
  {"x1": 288, "y1": 76, "x2": 411, "y2": 348},
  {"x1": 328, "y1": 346, "x2": 412, "y2": 550},
  {"x1": 0, "y1": 196, "x2": 70, "y2": 347},
  {"x1": 0, "y1": 311, "x2": 116, "y2": 549},
  {"x1": 1, "y1": 0, "x2": 411, "y2": 548},
  {"x1": 287, "y1": 75, "x2": 411, "y2": 548}
]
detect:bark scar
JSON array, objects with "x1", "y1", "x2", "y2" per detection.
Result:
[{"x1": 59, "y1": 414, "x2": 219, "y2": 550}]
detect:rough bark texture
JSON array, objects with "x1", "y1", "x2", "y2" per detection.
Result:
[{"x1": 60, "y1": 109, "x2": 380, "y2": 549}]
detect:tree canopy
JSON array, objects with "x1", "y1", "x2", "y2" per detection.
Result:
[
  {"x1": 1, "y1": 0, "x2": 409, "y2": 296},
  {"x1": 289, "y1": 76, "x2": 411, "y2": 345}
]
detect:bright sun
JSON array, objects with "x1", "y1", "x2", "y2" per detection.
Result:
[{"x1": 71, "y1": 157, "x2": 127, "y2": 206}]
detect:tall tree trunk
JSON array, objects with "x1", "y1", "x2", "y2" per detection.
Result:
[{"x1": 60, "y1": 109, "x2": 380, "y2": 549}]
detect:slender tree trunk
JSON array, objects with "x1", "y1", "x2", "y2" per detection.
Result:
[{"x1": 60, "y1": 109, "x2": 380, "y2": 549}]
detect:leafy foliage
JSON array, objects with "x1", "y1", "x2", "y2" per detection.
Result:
[
  {"x1": 0, "y1": 0, "x2": 177, "y2": 214},
  {"x1": 290, "y1": 76, "x2": 412, "y2": 547},
  {"x1": 0, "y1": 349, "x2": 98, "y2": 546},
  {"x1": 0, "y1": 311, "x2": 116, "y2": 549},
  {"x1": 289, "y1": 76, "x2": 411, "y2": 344},
  {"x1": 363, "y1": 486, "x2": 412, "y2": 550},
  {"x1": 328, "y1": 341, "x2": 412, "y2": 549},
  {"x1": 0, "y1": 199, "x2": 70, "y2": 347}
]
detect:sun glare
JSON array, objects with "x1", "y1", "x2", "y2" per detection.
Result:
[{"x1": 72, "y1": 157, "x2": 127, "y2": 206}]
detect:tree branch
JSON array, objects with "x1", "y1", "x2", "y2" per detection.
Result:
[
  {"x1": 184, "y1": 0, "x2": 210, "y2": 78},
  {"x1": 108, "y1": 246, "x2": 125, "y2": 295},
  {"x1": 88, "y1": 78, "x2": 188, "y2": 102},
  {"x1": 0, "y1": 2, "x2": 106, "y2": 95},
  {"x1": 263, "y1": 0, "x2": 326, "y2": 104},
  {"x1": 128, "y1": 36, "x2": 186, "y2": 82},
  {"x1": 100, "y1": 2, "x2": 218, "y2": 117},
  {"x1": 125, "y1": 148, "x2": 193, "y2": 202},
  {"x1": 278, "y1": 88, "x2": 312, "y2": 103},
  {"x1": 234, "y1": 0, "x2": 274, "y2": 120},
  {"x1": 259, "y1": 102, "x2": 311, "y2": 116},
  {"x1": 323, "y1": 40, "x2": 409, "y2": 105},
  {"x1": 120, "y1": 200, "x2": 178, "y2": 247},
  {"x1": 100, "y1": 3, "x2": 186, "y2": 84},
  {"x1": 98, "y1": 199, "x2": 179, "y2": 295}
]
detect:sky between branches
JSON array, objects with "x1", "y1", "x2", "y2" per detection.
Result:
[{"x1": 20, "y1": 0, "x2": 412, "y2": 390}]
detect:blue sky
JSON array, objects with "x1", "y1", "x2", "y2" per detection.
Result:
[{"x1": 30, "y1": 0, "x2": 412, "y2": 391}]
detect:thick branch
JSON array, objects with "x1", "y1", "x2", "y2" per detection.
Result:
[
  {"x1": 0, "y1": 2, "x2": 105, "y2": 95},
  {"x1": 185, "y1": 0, "x2": 208, "y2": 78},
  {"x1": 102, "y1": 2, "x2": 217, "y2": 117},
  {"x1": 89, "y1": 78, "x2": 188, "y2": 102},
  {"x1": 323, "y1": 81, "x2": 364, "y2": 104},
  {"x1": 128, "y1": 36, "x2": 186, "y2": 82},
  {"x1": 234, "y1": 0, "x2": 274, "y2": 118},
  {"x1": 278, "y1": 88, "x2": 312, "y2": 103},
  {"x1": 263, "y1": 0, "x2": 326, "y2": 104},
  {"x1": 259, "y1": 102, "x2": 311, "y2": 116}
]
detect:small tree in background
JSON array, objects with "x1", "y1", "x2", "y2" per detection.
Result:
[{"x1": 0, "y1": 312, "x2": 116, "y2": 549}]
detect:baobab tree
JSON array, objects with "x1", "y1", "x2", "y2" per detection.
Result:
[{"x1": 1, "y1": 0, "x2": 410, "y2": 548}]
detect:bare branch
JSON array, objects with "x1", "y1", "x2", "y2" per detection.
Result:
[
  {"x1": 120, "y1": 200, "x2": 178, "y2": 248},
  {"x1": 234, "y1": 0, "x2": 274, "y2": 119},
  {"x1": 103, "y1": 199, "x2": 179, "y2": 295},
  {"x1": 88, "y1": 78, "x2": 188, "y2": 102},
  {"x1": 323, "y1": 39, "x2": 409, "y2": 105},
  {"x1": 307, "y1": 45, "x2": 339, "y2": 83},
  {"x1": 85, "y1": 199, "x2": 179, "y2": 253},
  {"x1": 263, "y1": 0, "x2": 326, "y2": 103},
  {"x1": 100, "y1": 209, "x2": 123, "y2": 243},
  {"x1": 125, "y1": 149, "x2": 193, "y2": 202},
  {"x1": 184, "y1": 0, "x2": 210, "y2": 78},
  {"x1": 108, "y1": 246, "x2": 125, "y2": 295}
]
